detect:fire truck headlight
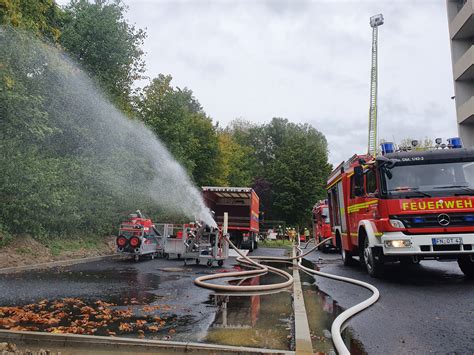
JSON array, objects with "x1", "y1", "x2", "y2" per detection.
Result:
[
  {"x1": 389, "y1": 219, "x2": 405, "y2": 229},
  {"x1": 384, "y1": 240, "x2": 412, "y2": 248}
]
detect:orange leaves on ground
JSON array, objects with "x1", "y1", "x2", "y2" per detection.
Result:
[
  {"x1": 80, "y1": 306, "x2": 97, "y2": 315},
  {"x1": 118, "y1": 322, "x2": 132, "y2": 332},
  {"x1": 142, "y1": 305, "x2": 161, "y2": 312},
  {"x1": 0, "y1": 298, "x2": 174, "y2": 339},
  {"x1": 130, "y1": 298, "x2": 140, "y2": 305},
  {"x1": 95, "y1": 300, "x2": 115, "y2": 308},
  {"x1": 135, "y1": 319, "x2": 147, "y2": 328},
  {"x1": 147, "y1": 325, "x2": 159, "y2": 332}
]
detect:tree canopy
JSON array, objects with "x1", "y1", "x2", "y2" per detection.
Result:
[{"x1": 0, "y1": 0, "x2": 331, "y2": 241}]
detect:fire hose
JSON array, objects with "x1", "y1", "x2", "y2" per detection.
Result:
[{"x1": 194, "y1": 235, "x2": 380, "y2": 355}]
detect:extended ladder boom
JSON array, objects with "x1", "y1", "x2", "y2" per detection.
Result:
[{"x1": 368, "y1": 14, "x2": 384, "y2": 157}]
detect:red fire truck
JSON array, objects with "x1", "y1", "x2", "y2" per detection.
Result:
[
  {"x1": 312, "y1": 200, "x2": 335, "y2": 252},
  {"x1": 327, "y1": 142, "x2": 474, "y2": 277},
  {"x1": 202, "y1": 187, "x2": 259, "y2": 251}
]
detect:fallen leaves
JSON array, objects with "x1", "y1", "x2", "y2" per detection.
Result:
[
  {"x1": 119, "y1": 322, "x2": 132, "y2": 332},
  {"x1": 0, "y1": 298, "x2": 175, "y2": 338}
]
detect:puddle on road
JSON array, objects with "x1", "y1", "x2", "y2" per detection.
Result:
[
  {"x1": 204, "y1": 269, "x2": 294, "y2": 350},
  {"x1": 0, "y1": 259, "x2": 367, "y2": 353},
  {"x1": 300, "y1": 268, "x2": 367, "y2": 355}
]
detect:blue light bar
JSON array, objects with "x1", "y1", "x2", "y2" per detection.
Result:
[
  {"x1": 381, "y1": 142, "x2": 395, "y2": 155},
  {"x1": 412, "y1": 217, "x2": 425, "y2": 224},
  {"x1": 448, "y1": 137, "x2": 462, "y2": 148},
  {"x1": 464, "y1": 215, "x2": 474, "y2": 222}
]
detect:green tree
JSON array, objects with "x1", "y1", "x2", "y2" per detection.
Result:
[
  {"x1": 0, "y1": 0, "x2": 63, "y2": 40},
  {"x1": 226, "y1": 117, "x2": 330, "y2": 226},
  {"x1": 138, "y1": 74, "x2": 219, "y2": 186},
  {"x1": 215, "y1": 131, "x2": 255, "y2": 187},
  {"x1": 266, "y1": 121, "x2": 330, "y2": 225},
  {"x1": 60, "y1": 0, "x2": 146, "y2": 112}
]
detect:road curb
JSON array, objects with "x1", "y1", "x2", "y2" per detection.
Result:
[
  {"x1": 0, "y1": 329, "x2": 294, "y2": 354},
  {"x1": 292, "y1": 246, "x2": 313, "y2": 354},
  {"x1": 0, "y1": 254, "x2": 120, "y2": 274}
]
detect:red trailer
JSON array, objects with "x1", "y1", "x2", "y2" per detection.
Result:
[
  {"x1": 116, "y1": 210, "x2": 162, "y2": 261},
  {"x1": 202, "y1": 187, "x2": 259, "y2": 251}
]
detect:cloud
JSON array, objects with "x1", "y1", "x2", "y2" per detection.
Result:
[{"x1": 59, "y1": 0, "x2": 458, "y2": 165}]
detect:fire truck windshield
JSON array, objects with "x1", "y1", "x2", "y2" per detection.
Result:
[
  {"x1": 322, "y1": 207, "x2": 330, "y2": 223},
  {"x1": 382, "y1": 161, "x2": 474, "y2": 198}
]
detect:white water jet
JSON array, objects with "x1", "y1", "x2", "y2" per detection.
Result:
[{"x1": 1, "y1": 28, "x2": 216, "y2": 227}]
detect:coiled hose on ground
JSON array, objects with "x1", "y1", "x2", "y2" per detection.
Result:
[{"x1": 194, "y1": 236, "x2": 380, "y2": 355}]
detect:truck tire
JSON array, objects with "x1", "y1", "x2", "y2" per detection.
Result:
[
  {"x1": 363, "y1": 237, "x2": 384, "y2": 277},
  {"x1": 458, "y1": 255, "x2": 474, "y2": 278},
  {"x1": 249, "y1": 239, "x2": 254, "y2": 252},
  {"x1": 341, "y1": 248, "x2": 356, "y2": 266},
  {"x1": 317, "y1": 236, "x2": 323, "y2": 251}
]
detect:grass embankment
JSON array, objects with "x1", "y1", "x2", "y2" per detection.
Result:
[
  {"x1": 0, "y1": 234, "x2": 116, "y2": 269},
  {"x1": 259, "y1": 239, "x2": 294, "y2": 249}
]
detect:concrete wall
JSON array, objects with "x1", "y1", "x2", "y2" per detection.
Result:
[{"x1": 447, "y1": 0, "x2": 474, "y2": 146}]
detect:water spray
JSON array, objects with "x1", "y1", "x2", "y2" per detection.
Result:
[{"x1": 1, "y1": 28, "x2": 213, "y2": 225}]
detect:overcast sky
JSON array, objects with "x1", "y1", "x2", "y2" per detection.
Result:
[{"x1": 61, "y1": 0, "x2": 458, "y2": 165}]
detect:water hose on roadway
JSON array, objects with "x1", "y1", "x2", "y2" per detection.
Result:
[
  {"x1": 193, "y1": 235, "x2": 380, "y2": 355},
  {"x1": 295, "y1": 240, "x2": 380, "y2": 355}
]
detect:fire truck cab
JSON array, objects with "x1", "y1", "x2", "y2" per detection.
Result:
[
  {"x1": 312, "y1": 200, "x2": 335, "y2": 252},
  {"x1": 327, "y1": 144, "x2": 474, "y2": 277}
]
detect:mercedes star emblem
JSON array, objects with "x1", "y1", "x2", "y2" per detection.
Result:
[{"x1": 437, "y1": 213, "x2": 450, "y2": 227}]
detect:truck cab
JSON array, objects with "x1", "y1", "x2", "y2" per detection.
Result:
[{"x1": 327, "y1": 147, "x2": 474, "y2": 277}]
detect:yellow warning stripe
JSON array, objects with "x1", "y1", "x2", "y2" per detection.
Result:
[
  {"x1": 342, "y1": 231, "x2": 383, "y2": 238},
  {"x1": 327, "y1": 176, "x2": 342, "y2": 190},
  {"x1": 347, "y1": 200, "x2": 378, "y2": 214}
]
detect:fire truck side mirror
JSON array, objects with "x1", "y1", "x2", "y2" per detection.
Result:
[{"x1": 354, "y1": 166, "x2": 365, "y2": 197}]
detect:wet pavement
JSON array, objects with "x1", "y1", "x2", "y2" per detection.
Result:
[
  {"x1": 304, "y1": 244, "x2": 474, "y2": 354},
  {"x1": 6, "y1": 244, "x2": 467, "y2": 354},
  {"x1": 0, "y1": 248, "x2": 298, "y2": 350}
]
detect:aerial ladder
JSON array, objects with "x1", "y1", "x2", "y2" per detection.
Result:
[{"x1": 368, "y1": 14, "x2": 384, "y2": 157}]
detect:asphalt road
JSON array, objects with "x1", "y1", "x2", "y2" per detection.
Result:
[
  {"x1": 1, "y1": 246, "x2": 472, "y2": 354},
  {"x1": 305, "y1": 247, "x2": 474, "y2": 355}
]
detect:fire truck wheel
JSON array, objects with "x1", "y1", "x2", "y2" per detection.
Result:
[
  {"x1": 363, "y1": 237, "x2": 384, "y2": 277},
  {"x1": 218, "y1": 260, "x2": 224, "y2": 267},
  {"x1": 207, "y1": 260, "x2": 213, "y2": 267},
  {"x1": 341, "y1": 248, "x2": 356, "y2": 266},
  {"x1": 322, "y1": 242, "x2": 330, "y2": 254},
  {"x1": 457, "y1": 255, "x2": 474, "y2": 278},
  {"x1": 317, "y1": 237, "x2": 323, "y2": 251}
]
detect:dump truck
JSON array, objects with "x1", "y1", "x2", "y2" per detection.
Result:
[{"x1": 202, "y1": 187, "x2": 259, "y2": 251}]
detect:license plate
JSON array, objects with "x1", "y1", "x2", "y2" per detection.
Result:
[{"x1": 431, "y1": 237, "x2": 463, "y2": 245}]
